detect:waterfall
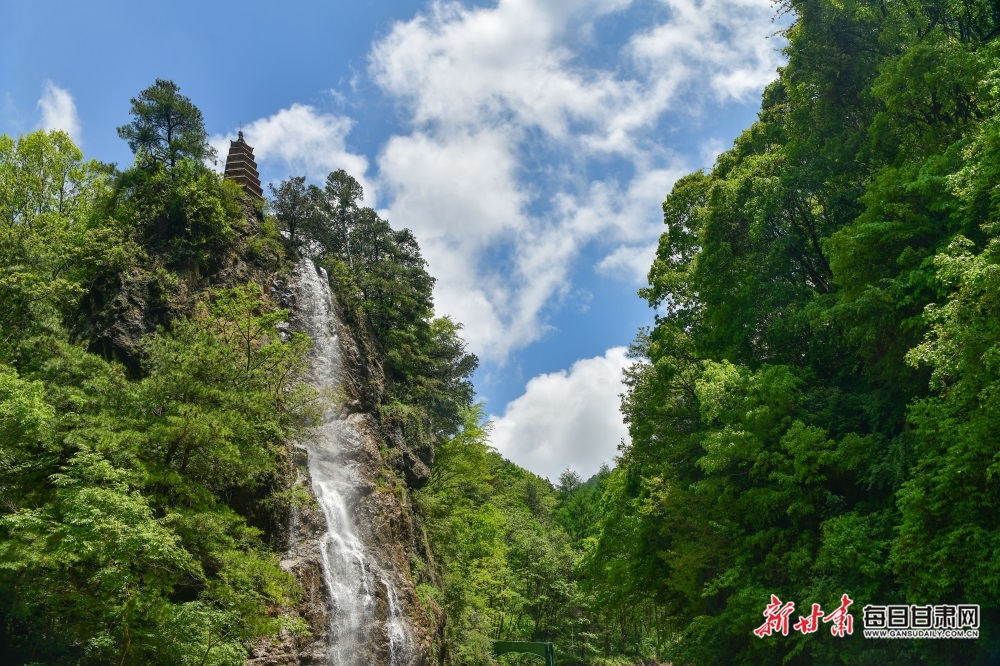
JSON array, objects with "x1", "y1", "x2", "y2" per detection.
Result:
[{"x1": 293, "y1": 258, "x2": 415, "y2": 666}]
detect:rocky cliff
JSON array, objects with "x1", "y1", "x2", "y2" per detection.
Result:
[
  {"x1": 78, "y1": 189, "x2": 442, "y2": 664},
  {"x1": 247, "y1": 264, "x2": 440, "y2": 666}
]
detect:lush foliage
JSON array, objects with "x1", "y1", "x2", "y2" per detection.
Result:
[
  {"x1": 1, "y1": 102, "x2": 311, "y2": 661},
  {"x1": 579, "y1": 1, "x2": 1000, "y2": 663},
  {"x1": 413, "y1": 405, "x2": 624, "y2": 665},
  {"x1": 9, "y1": 6, "x2": 1000, "y2": 659},
  {"x1": 0, "y1": 79, "x2": 483, "y2": 664}
]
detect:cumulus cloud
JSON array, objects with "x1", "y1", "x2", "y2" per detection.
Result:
[
  {"x1": 37, "y1": 82, "x2": 81, "y2": 143},
  {"x1": 596, "y1": 243, "x2": 658, "y2": 282},
  {"x1": 490, "y1": 347, "x2": 633, "y2": 482},
  {"x1": 371, "y1": 0, "x2": 648, "y2": 148},
  {"x1": 210, "y1": 104, "x2": 370, "y2": 199},
  {"x1": 378, "y1": 128, "x2": 525, "y2": 243},
  {"x1": 630, "y1": 0, "x2": 784, "y2": 103},
  {"x1": 214, "y1": 0, "x2": 781, "y2": 363},
  {"x1": 377, "y1": 127, "x2": 546, "y2": 355},
  {"x1": 369, "y1": 0, "x2": 783, "y2": 362}
]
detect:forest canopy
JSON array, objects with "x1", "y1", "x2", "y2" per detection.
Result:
[{"x1": 577, "y1": 0, "x2": 1000, "y2": 662}]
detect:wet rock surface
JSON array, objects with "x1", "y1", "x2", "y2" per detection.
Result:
[
  {"x1": 248, "y1": 449, "x2": 331, "y2": 665},
  {"x1": 249, "y1": 260, "x2": 433, "y2": 666}
]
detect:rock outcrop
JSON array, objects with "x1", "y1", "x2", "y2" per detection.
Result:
[{"x1": 248, "y1": 264, "x2": 435, "y2": 665}]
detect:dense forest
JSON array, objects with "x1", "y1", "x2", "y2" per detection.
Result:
[
  {"x1": 0, "y1": 101, "x2": 313, "y2": 662},
  {"x1": 4, "y1": 0, "x2": 1000, "y2": 661},
  {"x1": 577, "y1": 0, "x2": 1000, "y2": 661}
]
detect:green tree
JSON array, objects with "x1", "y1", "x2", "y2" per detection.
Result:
[
  {"x1": 129, "y1": 284, "x2": 314, "y2": 492},
  {"x1": 0, "y1": 130, "x2": 118, "y2": 353},
  {"x1": 585, "y1": 2, "x2": 1000, "y2": 663},
  {"x1": 117, "y1": 79, "x2": 215, "y2": 168},
  {"x1": 0, "y1": 449, "x2": 199, "y2": 664},
  {"x1": 269, "y1": 176, "x2": 314, "y2": 249},
  {"x1": 315, "y1": 169, "x2": 364, "y2": 266},
  {"x1": 0, "y1": 89, "x2": 312, "y2": 664},
  {"x1": 896, "y1": 236, "x2": 1000, "y2": 612}
]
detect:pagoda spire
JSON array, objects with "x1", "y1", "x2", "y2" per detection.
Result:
[{"x1": 224, "y1": 131, "x2": 263, "y2": 199}]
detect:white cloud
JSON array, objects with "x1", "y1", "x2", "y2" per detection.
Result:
[
  {"x1": 210, "y1": 104, "x2": 370, "y2": 200},
  {"x1": 370, "y1": 0, "x2": 662, "y2": 152},
  {"x1": 596, "y1": 243, "x2": 658, "y2": 282},
  {"x1": 377, "y1": 133, "x2": 682, "y2": 357},
  {"x1": 630, "y1": 0, "x2": 784, "y2": 103},
  {"x1": 378, "y1": 127, "x2": 550, "y2": 356},
  {"x1": 369, "y1": 0, "x2": 783, "y2": 363},
  {"x1": 378, "y1": 128, "x2": 525, "y2": 244},
  {"x1": 37, "y1": 82, "x2": 81, "y2": 143},
  {"x1": 490, "y1": 347, "x2": 633, "y2": 481}
]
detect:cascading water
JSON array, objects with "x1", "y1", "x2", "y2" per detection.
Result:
[{"x1": 293, "y1": 259, "x2": 415, "y2": 666}]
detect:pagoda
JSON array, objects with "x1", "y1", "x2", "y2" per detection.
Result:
[{"x1": 223, "y1": 131, "x2": 263, "y2": 199}]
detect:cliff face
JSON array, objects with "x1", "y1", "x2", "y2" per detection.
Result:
[
  {"x1": 247, "y1": 266, "x2": 438, "y2": 666},
  {"x1": 83, "y1": 225, "x2": 439, "y2": 663},
  {"x1": 80, "y1": 190, "x2": 440, "y2": 663},
  {"x1": 81, "y1": 200, "x2": 282, "y2": 377}
]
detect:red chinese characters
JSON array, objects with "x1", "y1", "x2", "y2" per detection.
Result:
[
  {"x1": 754, "y1": 595, "x2": 796, "y2": 637},
  {"x1": 822, "y1": 594, "x2": 854, "y2": 637},
  {"x1": 756, "y1": 594, "x2": 854, "y2": 638},
  {"x1": 793, "y1": 603, "x2": 824, "y2": 634}
]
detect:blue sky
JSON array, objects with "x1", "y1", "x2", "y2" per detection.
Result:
[{"x1": 1, "y1": 0, "x2": 786, "y2": 482}]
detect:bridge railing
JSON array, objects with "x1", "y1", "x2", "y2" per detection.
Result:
[{"x1": 492, "y1": 640, "x2": 555, "y2": 666}]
